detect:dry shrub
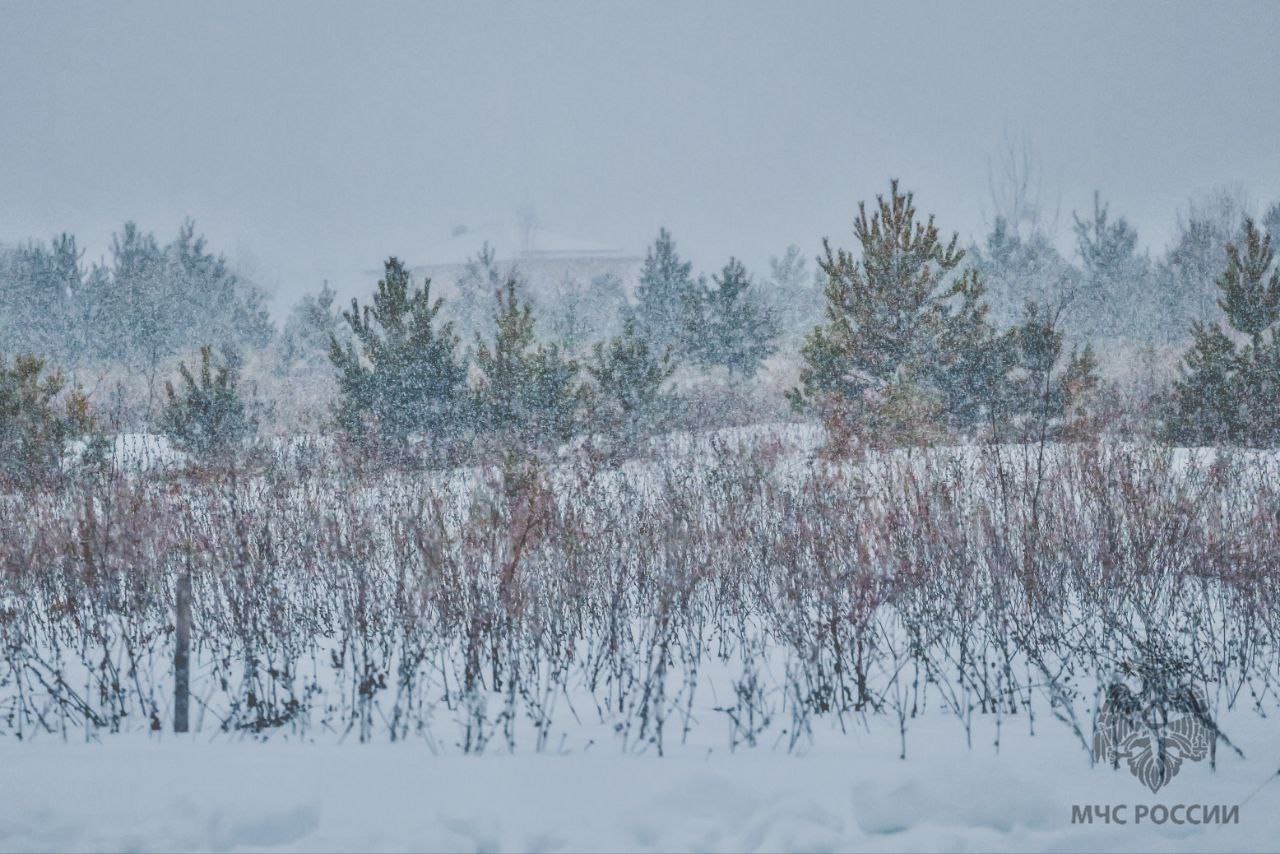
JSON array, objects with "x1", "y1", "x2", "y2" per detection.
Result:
[{"x1": 1, "y1": 439, "x2": 1276, "y2": 754}]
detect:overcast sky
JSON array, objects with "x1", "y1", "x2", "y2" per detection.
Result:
[{"x1": 2, "y1": 1, "x2": 1278, "y2": 308}]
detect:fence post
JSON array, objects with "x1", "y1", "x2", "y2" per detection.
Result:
[{"x1": 174, "y1": 566, "x2": 191, "y2": 733}]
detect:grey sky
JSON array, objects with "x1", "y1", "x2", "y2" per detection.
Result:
[{"x1": 2, "y1": 1, "x2": 1278, "y2": 308}]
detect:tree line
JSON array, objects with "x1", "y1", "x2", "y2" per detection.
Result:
[
  {"x1": 2, "y1": 180, "x2": 1280, "y2": 485},
  {"x1": 0, "y1": 221, "x2": 271, "y2": 368}
]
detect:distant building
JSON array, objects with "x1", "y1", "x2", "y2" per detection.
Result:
[{"x1": 408, "y1": 222, "x2": 642, "y2": 300}]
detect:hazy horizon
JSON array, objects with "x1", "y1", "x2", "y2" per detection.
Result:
[{"x1": 3, "y1": 0, "x2": 1279, "y2": 310}]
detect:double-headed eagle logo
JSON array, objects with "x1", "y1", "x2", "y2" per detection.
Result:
[{"x1": 1093, "y1": 683, "x2": 1215, "y2": 793}]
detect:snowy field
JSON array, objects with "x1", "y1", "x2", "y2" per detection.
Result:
[
  {"x1": 2, "y1": 713, "x2": 1277, "y2": 852},
  {"x1": 4, "y1": 429, "x2": 1280, "y2": 852}
]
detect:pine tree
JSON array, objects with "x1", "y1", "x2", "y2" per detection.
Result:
[
  {"x1": 543, "y1": 276, "x2": 590, "y2": 353},
  {"x1": 1238, "y1": 338, "x2": 1280, "y2": 446},
  {"x1": 1166, "y1": 219, "x2": 1280, "y2": 446},
  {"x1": 585, "y1": 271, "x2": 629, "y2": 341},
  {"x1": 91, "y1": 222, "x2": 173, "y2": 367},
  {"x1": 789, "y1": 181, "x2": 999, "y2": 443},
  {"x1": 1216, "y1": 219, "x2": 1280, "y2": 341},
  {"x1": 169, "y1": 219, "x2": 274, "y2": 353},
  {"x1": 329, "y1": 258, "x2": 469, "y2": 448},
  {"x1": 1216, "y1": 219, "x2": 1279, "y2": 445},
  {"x1": 968, "y1": 217, "x2": 1077, "y2": 329},
  {"x1": 474, "y1": 274, "x2": 583, "y2": 448},
  {"x1": 1157, "y1": 193, "x2": 1247, "y2": 335},
  {"x1": 1159, "y1": 218, "x2": 1226, "y2": 336},
  {"x1": 586, "y1": 317, "x2": 675, "y2": 440},
  {"x1": 1264, "y1": 202, "x2": 1280, "y2": 248},
  {"x1": 1002, "y1": 302, "x2": 1099, "y2": 441},
  {"x1": 451, "y1": 243, "x2": 505, "y2": 342},
  {"x1": 0, "y1": 353, "x2": 94, "y2": 488},
  {"x1": 160, "y1": 345, "x2": 255, "y2": 460},
  {"x1": 81, "y1": 221, "x2": 273, "y2": 371},
  {"x1": 0, "y1": 222, "x2": 272, "y2": 381},
  {"x1": 1167, "y1": 322, "x2": 1242, "y2": 444},
  {"x1": 1072, "y1": 193, "x2": 1151, "y2": 337},
  {"x1": 543, "y1": 272, "x2": 629, "y2": 352},
  {"x1": 935, "y1": 269, "x2": 1009, "y2": 435},
  {"x1": 686, "y1": 258, "x2": 777, "y2": 378},
  {"x1": 764, "y1": 245, "x2": 823, "y2": 338},
  {"x1": 282, "y1": 281, "x2": 343, "y2": 365},
  {"x1": 630, "y1": 228, "x2": 697, "y2": 353},
  {"x1": 0, "y1": 235, "x2": 84, "y2": 361}
]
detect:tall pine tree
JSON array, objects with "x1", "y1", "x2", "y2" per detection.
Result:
[
  {"x1": 586, "y1": 317, "x2": 675, "y2": 442},
  {"x1": 1000, "y1": 302, "x2": 1099, "y2": 441},
  {"x1": 0, "y1": 235, "x2": 84, "y2": 362},
  {"x1": 1156, "y1": 191, "x2": 1247, "y2": 335},
  {"x1": 789, "y1": 181, "x2": 1000, "y2": 443},
  {"x1": 329, "y1": 258, "x2": 469, "y2": 448},
  {"x1": 630, "y1": 228, "x2": 697, "y2": 354},
  {"x1": 1167, "y1": 219, "x2": 1280, "y2": 446},
  {"x1": 763, "y1": 245, "x2": 824, "y2": 338},
  {"x1": 474, "y1": 274, "x2": 583, "y2": 448},
  {"x1": 1072, "y1": 193, "x2": 1151, "y2": 338},
  {"x1": 282, "y1": 282, "x2": 343, "y2": 366},
  {"x1": 1167, "y1": 322, "x2": 1242, "y2": 444},
  {"x1": 1217, "y1": 220, "x2": 1280, "y2": 340},
  {"x1": 686, "y1": 258, "x2": 777, "y2": 378},
  {"x1": 967, "y1": 217, "x2": 1077, "y2": 329}
]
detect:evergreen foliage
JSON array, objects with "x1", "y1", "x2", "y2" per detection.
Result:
[
  {"x1": 1001, "y1": 302, "x2": 1099, "y2": 440},
  {"x1": 1167, "y1": 219, "x2": 1280, "y2": 446},
  {"x1": 0, "y1": 354, "x2": 94, "y2": 488},
  {"x1": 1264, "y1": 203, "x2": 1280, "y2": 248},
  {"x1": 94, "y1": 223, "x2": 172, "y2": 365},
  {"x1": 0, "y1": 235, "x2": 85, "y2": 362},
  {"x1": 685, "y1": 257, "x2": 777, "y2": 378},
  {"x1": 1156, "y1": 193, "x2": 1247, "y2": 334},
  {"x1": 1238, "y1": 338, "x2": 1280, "y2": 446},
  {"x1": 934, "y1": 269, "x2": 1010, "y2": 435},
  {"x1": 282, "y1": 282, "x2": 343, "y2": 366},
  {"x1": 543, "y1": 272, "x2": 628, "y2": 352},
  {"x1": 2, "y1": 186, "x2": 1274, "y2": 450},
  {"x1": 1167, "y1": 322, "x2": 1243, "y2": 444},
  {"x1": 1072, "y1": 193, "x2": 1151, "y2": 337},
  {"x1": 160, "y1": 346, "x2": 255, "y2": 460},
  {"x1": 586, "y1": 317, "x2": 675, "y2": 439},
  {"x1": 474, "y1": 274, "x2": 583, "y2": 447},
  {"x1": 450, "y1": 243, "x2": 505, "y2": 342},
  {"x1": 169, "y1": 221, "x2": 274, "y2": 353},
  {"x1": 789, "y1": 181, "x2": 1002, "y2": 443},
  {"x1": 968, "y1": 217, "x2": 1077, "y2": 329},
  {"x1": 1217, "y1": 220, "x2": 1280, "y2": 340},
  {"x1": 630, "y1": 228, "x2": 698, "y2": 353},
  {"x1": 329, "y1": 258, "x2": 469, "y2": 447},
  {"x1": 0, "y1": 221, "x2": 273, "y2": 370},
  {"x1": 763, "y1": 245, "x2": 824, "y2": 338}
]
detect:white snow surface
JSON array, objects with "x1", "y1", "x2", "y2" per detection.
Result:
[{"x1": 3, "y1": 712, "x2": 1276, "y2": 852}]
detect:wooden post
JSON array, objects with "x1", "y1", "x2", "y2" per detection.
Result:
[{"x1": 174, "y1": 567, "x2": 191, "y2": 733}]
